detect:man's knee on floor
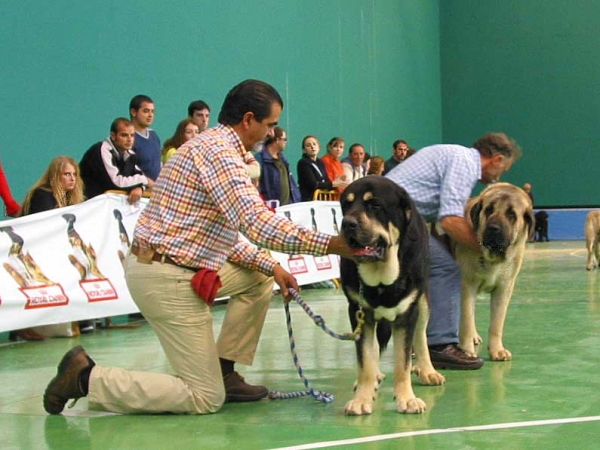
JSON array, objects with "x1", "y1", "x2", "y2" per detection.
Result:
[{"x1": 189, "y1": 385, "x2": 226, "y2": 414}]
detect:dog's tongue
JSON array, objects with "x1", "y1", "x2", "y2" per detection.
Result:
[{"x1": 352, "y1": 246, "x2": 379, "y2": 257}]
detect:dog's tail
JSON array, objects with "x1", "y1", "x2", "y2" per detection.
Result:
[{"x1": 376, "y1": 320, "x2": 392, "y2": 353}]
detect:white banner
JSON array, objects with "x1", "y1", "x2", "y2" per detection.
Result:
[
  {"x1": 0, "y1": 195, "x2": 341, "y2": 332},
  {"x1": 271, "y1": 201, "x2": 341, "y2": 286}
]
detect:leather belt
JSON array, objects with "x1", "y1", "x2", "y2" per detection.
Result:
[{"x1": 130, "y1": 245, "x2": 197, "y2": 271}]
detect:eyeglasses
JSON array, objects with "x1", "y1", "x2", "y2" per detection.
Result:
[{"x1": 279, "y1": 137, "x2": 287, "y2": 141}]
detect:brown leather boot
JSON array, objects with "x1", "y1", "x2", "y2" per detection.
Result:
[
  {"x1": 43, "y1": 346, "x2": 95, "y2": 414},
  {"x1": 223, "y1": 371, "x2": 268, "y2": 402}
]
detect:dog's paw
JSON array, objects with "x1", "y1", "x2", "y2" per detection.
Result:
[
  {"x1": 416, "y1": 369, "x2": 446, "y2": 386},
  {"x1": 396, "y1": 397, "x2": 426, "y2": 414},
  {"x1": 352, "y1": 374, "x2": 385, "y2": 393},
  {"x1": 458, "y1": 341, "x2": 478, "y2": 357},
  {"x1": 345, "y1": 398, "x2": 374, "y2": 416},
  {"x1": 586, "y1": 264, "x2": 595, "y2": 271},
  {"x1": 489, "y1": 348, "x2": 512, "y2": 361}
]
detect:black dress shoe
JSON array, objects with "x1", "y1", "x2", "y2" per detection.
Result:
[{"x1": 429, "y1": 344, "x2": 484, "y2": 370}]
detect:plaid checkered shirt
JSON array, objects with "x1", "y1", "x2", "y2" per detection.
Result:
[{"x1": 133, "y1": 124, "x2": 330, "y2": 275}]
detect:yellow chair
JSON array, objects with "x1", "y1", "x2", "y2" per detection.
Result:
[{"x1": 312, "y1": 189, "x2": 340, "y2": 201}]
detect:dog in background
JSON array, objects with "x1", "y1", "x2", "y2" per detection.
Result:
[
  {"x1": 534, "y1": 210, "x2": 549, "y2": 242},
  {"x1": 456, "y1": 182, "x2": 534, "y2": 361},
  {"x1": 339, "y1": 176, "x2": 445, "y2": 416},
  {"x1": 585, "y1": 211, "x2": 600, "y2": 270}
]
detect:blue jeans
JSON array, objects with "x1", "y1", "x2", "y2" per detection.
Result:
[{"x1": 426, "y1": 235, "x2": 461, "y2": 346}]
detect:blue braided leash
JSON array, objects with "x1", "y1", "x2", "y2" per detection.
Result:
[{"x1": 268, "y1": 288, "x2": 364, "y2": 403}]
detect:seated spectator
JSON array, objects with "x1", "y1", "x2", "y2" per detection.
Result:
[
  {"x1": 383, "y1": 139, "x2": 410, "y2": 175},
  {"x1": 188, "y1": 100, "x2": 211, "y2": 132},
  {"x1": 256, "y1": 126, "x2": 300, "y2": 206},
  {"x1": 297, "y1": 136, "x2": 336, "y2": 201},
  {"x1": 161, "y1": 119, "x2": 200, "y2": 164},
  {"x1": 0, "y1": 159, "x2": 20, "y2": 217},
  {"x1": 367, "y1": 155, "x2": 385, "y2": 175},
  {"x1": 321, "y1": 137, "x2": 349, "y2": 193},
  {"x1": 9, "y1": 156, "x2": 85, "y2": 341},
  {"x1": 79, "y1": 118, "x2": 148, "y2": 205},
  {"x1": 342, "y1": 143, "x2": 367, "y2": 182}
]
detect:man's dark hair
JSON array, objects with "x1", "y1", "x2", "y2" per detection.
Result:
[
  {"x1": 264, "y1": 126, "x2": 285, "y2": 146},
  {"x1": 218, "y1": 79, "x2": 283, "y2": 125},
  {"x1": 348, "y1": 143, "x2": 364, "y2": 154},
  {"x1": 110, "y1": 117, "x2": 133, "y2": 134},
  {"x1": 129, "y1": 95, "x2": 154, "y2": 113},
  {"x1": 393, "y1": 139, "x2": 407, "y2": 149},
  {"x1": 473, "y1": 132, "x2": 522, "y2": 160},
  {"x1": 188, "y1": 100, "x2": 211, "y2": 117}
]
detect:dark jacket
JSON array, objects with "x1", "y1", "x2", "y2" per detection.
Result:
[
  {"x1": 297, "y1": 154, "x2": 333, "y2": 201},
  {"x1": 256, "y1": 149, "x2": 301, "y2": 205},
  {"x1": 80, "y1": 139, "x2": 148, "y2": 199}
]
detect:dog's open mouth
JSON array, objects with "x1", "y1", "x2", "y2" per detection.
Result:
[{"x1": 347, "y1": 236, "x2": 387, "y2": 262}]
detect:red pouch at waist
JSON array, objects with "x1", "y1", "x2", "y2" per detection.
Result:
[{"x1": 190, "y1": 269, "x2": 222, "y2": 306}]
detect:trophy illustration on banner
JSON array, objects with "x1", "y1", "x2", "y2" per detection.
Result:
[
  {"x1": 311, "y1": 207, "x2": 332, "y2": 270},
  {"x1": 113, "y1": 209, "x2": 131, "y2": 265},
  {"x1": 62, "y1": 213, "x2": 118, "y2": 302},
  {"x1": 0, "y1": 225, "x2": 69, "y2": 309},
  {"x1": 331, "y1": 207, "x2": 341, "y2": 264},
  {"x1": 331, "y1": 208, "x2": 340, "y2": 234},
  {"x1": 283, "y1": 211, "x2": 308, "y2": 274}
]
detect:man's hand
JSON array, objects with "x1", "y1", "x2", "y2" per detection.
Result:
[
  {"x1": 273, "y1": 264, "x2": 299, "y2": 303},
  {"x1": 439, "y1": 215, "x2": 482, "y2": 254},
  {"x1": 127, "y1": 187, "x2": 143, "y2": 205},
  {"x1": 327, "y1": 235, "x2": 355, "y2": 259}
]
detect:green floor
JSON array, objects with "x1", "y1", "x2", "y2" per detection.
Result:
[{"x1": 2, "y1": 240, "x2": 600, "y2": 449}]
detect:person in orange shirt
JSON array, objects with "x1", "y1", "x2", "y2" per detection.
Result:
[{"x1": 321, "y1": 137, "x2": 349, "y2": 193}]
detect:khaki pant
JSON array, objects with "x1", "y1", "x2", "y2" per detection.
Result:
[{"x1": 87, "y1": 254, "x2": 273, "y2": 414}]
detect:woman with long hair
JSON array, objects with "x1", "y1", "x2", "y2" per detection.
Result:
[
  {"x1": 161, "y1": 118, "x2": 200, "y2": 163},
  {"x1": 10, "y1": 156, "x2": 86, "y2": 341},
  {"x1": 296, "y1": 135, "x2": 334, "y2": 201},
  {"x1": 19, "y1": 156, "x2": 85, "y2": 216}
]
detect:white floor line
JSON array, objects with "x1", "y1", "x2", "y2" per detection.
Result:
[{"x1": 271, "y1": 415, "x2": 600, "y2": 450}]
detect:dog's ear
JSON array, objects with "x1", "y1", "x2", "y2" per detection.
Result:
[
  {"x1": 468, "y1": 200, "x2": 482, "y2": 232},
  {"x1": 525, "y1": 208, "x2": 535, "y2": 241},
  {"x1": 399, "y1": 196, "x2": 424, "y2": 244}
]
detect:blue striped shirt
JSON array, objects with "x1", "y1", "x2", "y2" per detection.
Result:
[{"x1": 385, "y1": 144, "x2": 481, "y2": 222}]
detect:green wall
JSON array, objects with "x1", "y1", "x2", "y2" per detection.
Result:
[
  {"x1": 0, "y1": 0, "x2": 441, "y2": 203},
  {"x1": 440, "y1": 0, "x2": 600, "y2": 207}
]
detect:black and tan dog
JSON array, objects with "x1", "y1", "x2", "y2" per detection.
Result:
[
  {"x1": 339, "y1": 176, "x2": 445, "y2": 416},
  {"x1": 456, "y1": 182, "x2": 534, "y2": 361}
]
